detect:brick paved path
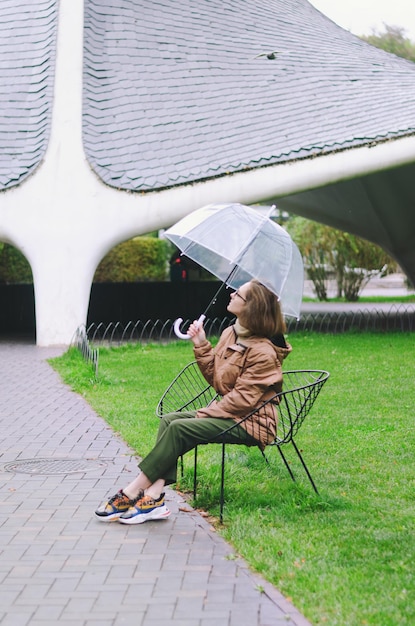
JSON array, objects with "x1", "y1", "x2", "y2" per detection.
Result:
[{"x1": 0, "y1": 341, "x2": 312, "y2": 626}]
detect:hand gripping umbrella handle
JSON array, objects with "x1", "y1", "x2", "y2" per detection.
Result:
[{"x1": 173, "y1": 314, "x2": 206, "y2": 340}]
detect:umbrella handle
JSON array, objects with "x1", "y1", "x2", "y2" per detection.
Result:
[{"x1": 173, "y1": 314, "x2": 206, "y2": 340}]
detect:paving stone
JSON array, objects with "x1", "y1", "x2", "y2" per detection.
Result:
[{"x1": 0, "y1": 342, "x2": 312, "y2": 626}]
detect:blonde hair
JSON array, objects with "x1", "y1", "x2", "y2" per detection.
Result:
[{"x1": 238, "y1": 280, "x2": 286, "y2": 338}]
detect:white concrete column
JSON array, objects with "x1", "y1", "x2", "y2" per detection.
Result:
[{"x1": 3, "y1": 0, "x2": 415, "y2": 345}]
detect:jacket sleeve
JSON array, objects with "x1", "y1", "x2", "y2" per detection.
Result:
[
  {"x1": 196, "y1": 346, "x2": 282, "y2": 419},
  {"x1": 193, "y1": 339, "x2": 215, "y2": 387}
]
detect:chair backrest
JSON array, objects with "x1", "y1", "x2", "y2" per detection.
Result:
[
  {"x1": 273, "y1": 370, "x2": 330, "y2": 445},
  {"x1": 156, "y1": 361, "x2": 219, "y2": 417},
  {"x1": 157, "y1": 364, "x2": 329, "y2": 444}
]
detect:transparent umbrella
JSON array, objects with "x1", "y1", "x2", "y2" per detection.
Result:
[{"x1": 164, "y1": 203, "x2": 304, "y2": 338}]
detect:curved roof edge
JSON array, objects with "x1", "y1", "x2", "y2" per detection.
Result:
[
  {"x1": 269, "y1": 132, "x2": 415, "y2": 197},
  {"x1": 82, "y1": 0, "x2": 415, "y2": 192},
  {"x1": 99, "y1": 132, "x2": 415, "y2": 198},
  {"x1": 172, "y1": 132, "x2": 415, "y2": 207}
]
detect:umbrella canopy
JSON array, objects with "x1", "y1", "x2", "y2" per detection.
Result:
[
  {"x1": 164, "y1": 203, "x2": 304, "y2": 319},
  {"x1": 164, "y1": 204, "x2": 304, "y2": 318}
]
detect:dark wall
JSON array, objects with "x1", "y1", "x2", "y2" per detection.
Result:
[
  {"x1": 0, "y1": 285, "x2": 35, "y2": 336},
  {"x1": 0, "y1": 282, "x2": 231, "y2": 336},
  {"x1": 87, "y1": 282, "x2": 230, "y2": 324}
]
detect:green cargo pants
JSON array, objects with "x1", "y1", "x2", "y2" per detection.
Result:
[{"x1": 138, "y1": 410, "x2": 258, "y2": 485}]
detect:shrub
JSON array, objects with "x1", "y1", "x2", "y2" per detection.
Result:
[
  {"x1": 287, "y1": 217, "x2": 396, "y2": 301},
  {"x1": 0, "y1": 244, "x2": 33, "y2": 284},
  {"x1": 94, "y1": 237, "x2": 168, "y2": 282}
]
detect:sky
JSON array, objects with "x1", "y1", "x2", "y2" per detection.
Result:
[{"x1": 309, "y1": 0, "x2": 415, "y2": 41}]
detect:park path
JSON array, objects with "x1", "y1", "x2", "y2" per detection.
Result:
[{"x1": 0, "y1": 340, "x2": 312, "y2": 626}]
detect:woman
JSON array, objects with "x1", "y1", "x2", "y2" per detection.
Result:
[{"x1": 95, "y1": 279, "x2": 292, "y2": 524}]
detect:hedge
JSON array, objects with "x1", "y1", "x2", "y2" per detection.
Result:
[
  {"x1": 0, "y1": 244, "x2": 33, "y2": 284},
  {"x1": 93, "y1": 237, "x2": 168, "y2": 282},
  {"x1": 0, "y1": 238, "x2": 169, "y2": 284}
]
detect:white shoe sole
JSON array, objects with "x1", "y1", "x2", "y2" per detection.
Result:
[
  {"x1": 118, "y1": 506, "x2": 171, "y2": 525},
  {"x1": 94, "y1": 512, "x2": 124, "y2": 522}
]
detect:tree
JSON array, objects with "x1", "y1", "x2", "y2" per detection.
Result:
[
  {"x1": 330, "y1": 230, "x2": 395, "y2": 301},
  {"x1": 287, "y1": 217, "x2": 397, "y2": 301},
  {"x1": 287, "y1": 218, "x2": 331, "y2": 300},
  {"x1": 361, "y1": 25, "x2": 415, "y2": 62}
]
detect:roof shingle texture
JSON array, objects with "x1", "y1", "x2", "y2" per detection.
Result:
[
  {"x1": 82, "y1": 0, "x2": 415, "y2": 191},
  {"x1": 0, "y1": 0, "x2": 57, "y2": 189},
  {"x1": 1, "y1": 0, "x2": 415, "y2": 192}
]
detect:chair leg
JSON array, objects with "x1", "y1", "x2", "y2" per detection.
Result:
[
  {"x1": 290, "y1": 439, "x2": 319, "y2": 494},
  {"x1": 193, "y1": 445, "x2": 198, "y2": 500},
  {"x1": 260, "y1": 448, "x2": 270, "y2": 465},
  {"x1": 220, "y1": 443, "x2": 226, "y2": 524},
  {"x1": 277, "y1": 446, "x2": 296, "y2": 483}
]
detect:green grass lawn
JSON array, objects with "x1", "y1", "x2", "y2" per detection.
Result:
[
  {"x1": 51, "y1": 332, "x2": 415, "y2": 626},
  {"x1": 302, "y1": 294, "x2": 415, "y2": 303}
]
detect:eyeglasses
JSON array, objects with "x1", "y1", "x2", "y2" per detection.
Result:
[{"x1": 233, "y1": 290, "x2": 247, "y2": 302}]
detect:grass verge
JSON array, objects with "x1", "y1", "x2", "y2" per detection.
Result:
[{"x1": 50, "y1": 332, "x2": 415, "y2": 626}]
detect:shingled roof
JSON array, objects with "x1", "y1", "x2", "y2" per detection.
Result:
[
  {"x1": 82, "y1": 0, "x2": 415, "y2": 191},
  {"x1": 0, "y1": 0, "x2": 57, "y2": 189},
  {"x1": 1, "y1": 0, "x2": 415, "y2": 192}
]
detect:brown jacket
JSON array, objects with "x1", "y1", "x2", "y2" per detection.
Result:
[{"x1": 193, "y1": 325, "x2": 292, "y2": 448}]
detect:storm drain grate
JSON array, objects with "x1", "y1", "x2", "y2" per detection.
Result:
[{"x1": 3, "y1": 458, "x2": 108, "y2": 475}]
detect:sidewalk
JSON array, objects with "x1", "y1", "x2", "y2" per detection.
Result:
[
  {"x1": 0, "y1": 341, "x2": 311, "y2": 626},
  {"x1": 302, "y1": 272, "x2": 415, "y2": 302}
]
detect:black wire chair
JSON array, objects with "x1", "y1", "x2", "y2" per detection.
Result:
[{"x1": 156, "y1": 362, "x2": 330, "y2": 521}]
